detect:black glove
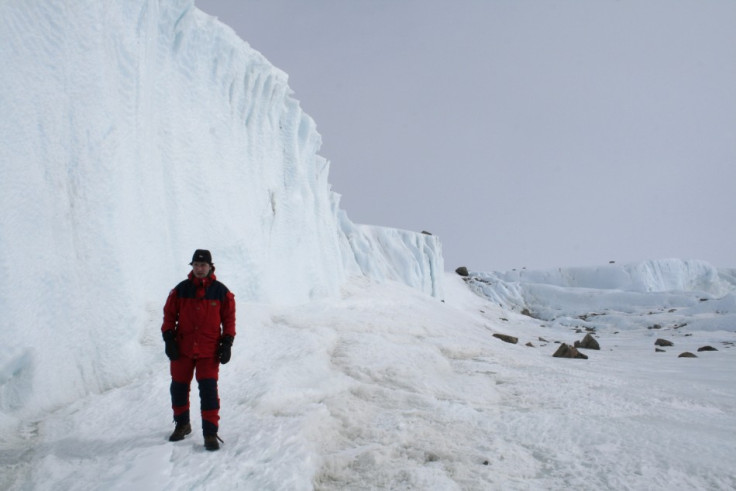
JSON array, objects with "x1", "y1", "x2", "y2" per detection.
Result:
[
  {"x1": 162, "y1": 330, "x2": 180, "y2": 361},
  {"x1": 218, "y1": 335, "x2": 234, "y2": 364}
]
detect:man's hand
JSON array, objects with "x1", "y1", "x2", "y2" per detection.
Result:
[
  {"x1": 162, "y1": 330, "x2": 180, "y2": 361},
  {"x1": 218, "y1": 335, "x2": 234, "y2": 364}
]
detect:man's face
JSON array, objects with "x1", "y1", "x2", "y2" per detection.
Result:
[{"x1": 192, "y1": 261, "x2": 211, "y2": 279}]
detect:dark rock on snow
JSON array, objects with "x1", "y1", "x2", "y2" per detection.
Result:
[
  {"x1": 553, "y1": 343, "x2": 588, "y2": 359},
  {"x1": 678, "y1": 352, "x2": 697, "y2": 358},
  {"x1": 655, "y1": 338, "x2": 674, "y2": 347},
  {"x1": 493, "y1": 333, "x2": 518, "y2": 344},
  {"x1": 697, "y1": 345, "x2": 718, "y2": 352},
  {"x1": 455, "y1": 266, "x2": 469, "y2": 277},
  {"x1": 574, "y1": 333, "x2": 600, "y2": 350}
]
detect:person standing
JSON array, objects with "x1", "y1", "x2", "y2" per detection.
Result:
[{"x1": 161, "y1": 249, "x2": 236, "y2": 451}]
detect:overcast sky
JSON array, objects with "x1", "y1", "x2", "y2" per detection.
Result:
[{"x1": 196, "y1": 0, "x2": 735, "y2": 272}]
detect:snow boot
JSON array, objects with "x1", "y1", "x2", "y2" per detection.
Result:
[
  {"x1": 169, "y1": 422, "x2": 192, "y2": 442},
  {"x1": 204, "y1": 434, "x2": 223, "y2": 451}
]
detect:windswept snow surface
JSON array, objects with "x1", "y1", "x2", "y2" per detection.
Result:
[{"x1": 1, "y1": 270, "x2": 735, "y2": 490}]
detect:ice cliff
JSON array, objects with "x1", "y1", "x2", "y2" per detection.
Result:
[
  {"x1": 465, "y1": 259, "x2": 736, "y2": 326},
  {"x1": 0, "y1": 0, "x2": 441, "y2": 420}
]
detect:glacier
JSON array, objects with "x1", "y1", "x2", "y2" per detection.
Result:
[
  {"x1": 0, "y1": 0, "x2": 441, "y2": 422},
  {"x1": 1, "y1": 1, "x2": 735, "y2": 489}
]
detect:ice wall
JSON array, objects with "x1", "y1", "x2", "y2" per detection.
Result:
[
  {"x1": 465, "y1": 259, "x2": 736, "y2": 322},
  {"x1": 0, "y1": 0, "x2": 442, "y2": 421},
  {"x1": 487, "y1": 259, "x2": 734, "y2": 295}
]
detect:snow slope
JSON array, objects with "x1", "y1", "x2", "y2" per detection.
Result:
[
  {"x1": 2, "y1": 271, "x2": 734, "y2": 489},
  {"x1": 0, "y1": 0, "x2": 441, "y2": 424}
]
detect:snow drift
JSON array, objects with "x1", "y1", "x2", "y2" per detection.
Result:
[{"x1": 0, "y1": 0, "x2": 441, "y2": 423}]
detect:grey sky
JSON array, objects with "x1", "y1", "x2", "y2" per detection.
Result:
[{"x1": 196, "y1": 0, "x2": 735, "y2": 272}]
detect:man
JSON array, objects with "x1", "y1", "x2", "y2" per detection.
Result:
[{"x1": 161, "y1": 249, "x2": 236, "y2": 451}]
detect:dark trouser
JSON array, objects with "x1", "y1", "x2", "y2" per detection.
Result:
[{"x1": 170, "y1": 356, "x2": 220, "y2": 435}]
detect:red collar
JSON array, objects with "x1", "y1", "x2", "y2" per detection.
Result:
[{"x1": 188, "y1": 271, "x2": 217, "y2": 287}]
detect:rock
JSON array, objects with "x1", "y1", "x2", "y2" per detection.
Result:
[
  {"x1": 655, "y1": 348, "x2": 666, "y2": 353},
  {"x1": 697, "y1": 345, "x2": 718, "y2": 352},
  {"x1": 493, "y1": 333, "x2": 518, "y2": 344},
  {"x1": 678, "y1": 352, "x2": 697, "y2": 358},
  {"x1": 455, "y1": 266, "x2": 469, "y2": 277},
  {"x1": 574, "y1": 333, "x2": 600, "y2": 350},
  {"x1": 553, "y1": 343, "x2": 588, "y2": 359},
  {"x1": 654, "y1": 338, "x2": 673, "y2": 347},
  {"x1": 525, "y1": 342, "x2": 534, "y2": 347}
]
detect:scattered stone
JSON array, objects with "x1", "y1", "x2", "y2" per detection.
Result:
[
  {"x1": 655, "y1": 348, "x2": 666, "y2": 353},
  {"x1": 655, "y1": 338, "x2": 673, "y2": 347},
  {"x1": 697, "y1": 345, "x2": 718, "y2": 352},
  {"x1": 455, "y1": 266, "x2": 469, "y2": 277},
  {"x1": 538, "y1": 337, "x2": 549, "y2": 343},
  {"x1": 493, "y1": 333, "x2": 518, "y2": 344},
  {"x1": 424, "y1": 452, "x2": 439, "y2": 462},
  {"x1": 483, "y1": 460, "x2": 489, "y2": 466},
  {"x1": 678, "y1": 352, "x2": 697, "y2": 358},
  {"x1": 553, "y1": 343, "x2": 588, "y2": 359},
  {"x1": 525, "y1": 342, "x2": 534, "y2": 347},
  {"x1": 421, "y1": 230, "x2": 433, "y2": 235},
  {"x1": 648, "y1": 324, "x2": 663, "y2": 330},
  {"x1": 520, "y1": 308, "x2": 533, "y2": 317},
  {"x1": 574, "y1": 333, "x2": 600, "y2": 350}
]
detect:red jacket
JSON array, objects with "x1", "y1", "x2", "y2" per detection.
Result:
[{"x1": 162, "y1": 272, "x2": 236, "y2": 359}]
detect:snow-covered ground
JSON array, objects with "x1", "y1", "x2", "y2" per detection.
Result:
[{"x1": 2, "y1": 268, "x2": 735, "y2": 490}]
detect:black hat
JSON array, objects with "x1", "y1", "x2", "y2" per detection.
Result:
[{"x1": 190, "y1": 249, "x2": 213, "y2": 265}]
